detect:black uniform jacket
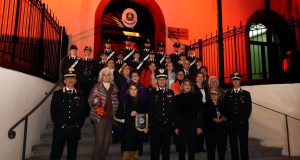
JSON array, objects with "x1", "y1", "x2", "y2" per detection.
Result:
[
  {"x1": 147, "y1": 88, "x2": 176, "y2": 129},
  {"x1": 50, "y1": 88, "x2": 86, "y2": 129},
  {"x1": 78, "y1": 58, "x2": 98, "y2": 82},
  {"x1": 60, "y1": 56, "x2": 81, "y2": 75},
  {"x1": 224, "y1": 89, "x2": 252, "y2": 123}
]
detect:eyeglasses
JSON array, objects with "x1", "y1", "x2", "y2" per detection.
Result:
[
  {"x1": 210, "y1": 92, "x2": 219, "y2": 95},
  {"x1": 131, "y1": 74, "x2": 139, "y2": 77}
]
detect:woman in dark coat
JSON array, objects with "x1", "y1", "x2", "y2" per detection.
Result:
[
  {"x1": 115, "y1": 83, "x2": 148, "y2": 160},
  {"x1": 174, "y1": 79, "x2": 203, "y2": 160},
  {"x1": 205, "y1": 88, "x2": 227, "y2": 160},
  {"x1": 194, "y1": 71, "x2": 208, "y2": 152}
]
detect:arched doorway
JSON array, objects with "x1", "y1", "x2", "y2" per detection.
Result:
[
  {"x1": 94, "y1": 0, "x2": 166, "y2": 58},
  {"x1": 247, "y1": 9, "x2": 296, "y2": 80}
]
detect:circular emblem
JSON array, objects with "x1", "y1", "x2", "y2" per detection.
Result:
[
  {"x1": 122, "y1": 8, "x2": 138, "y2": 28},
  {"x1": 139, "y1": 117, "x2": 145, "y2": 124},
  {"x1": 159, "y1": 68, "x2": 165, "y2": 73}
]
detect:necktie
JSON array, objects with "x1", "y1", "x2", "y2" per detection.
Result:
[
  {"x1": 185, "y1": 71, "x2": 189, "y2": 76},
  {"x1": 235, "y1": 90, "x2": 238, "y2": 94},
  {"x1": 67, "y1": 90, "x2": 72, "y2": 94}
]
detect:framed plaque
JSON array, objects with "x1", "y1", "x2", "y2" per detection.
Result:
[{"x1": 135, "y1": 113, "x2": 148, "y2": 132}]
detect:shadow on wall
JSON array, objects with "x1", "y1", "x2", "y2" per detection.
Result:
[{"x1": 245, "y1": 84, "x2": 300, "y2": 156}]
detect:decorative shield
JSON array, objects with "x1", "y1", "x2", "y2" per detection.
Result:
[{"x1": 135, "y1": 113, "x2": 148, "y2": 132}]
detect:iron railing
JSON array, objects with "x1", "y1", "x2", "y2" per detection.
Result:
[
  {"x1": 187, "y1": 18, "x2": 300, "y2": 86},
  {"x1": 252, "y1": 102, "x2": 300, "y2": 157},
  {"x1": 0, "y1": 0, "x2": 68, "y2": 82},
  {"x1": 8, "y1": 78, "x2": 63, "y2": 160}
]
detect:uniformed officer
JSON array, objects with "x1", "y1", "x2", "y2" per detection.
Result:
[
  {"x1": 170, "y1": 42, "x2": 181, "y2": 64},
  {"x1": 122, "y1": 36, "x2": 134, "y2": 60},
  {"x1": 147, "y1": 68, "x2": 176, "y2": 160},
  {"x1": 161, "y1": 54, "x2": 172, "y2": 68},
  {"x1": 141, "y1": 38, "x2": 151, "y2": 59},
  {"x1": 156, "y1": 42, "x2": 166, "y2": 64},
  {"x1": 98, "y1": 39, "x2": 114, "y2": 61},
  {"x1": 174, "y1": 52, "x2": 187, "y2": 71},
  {"x1": 115, "y1": 50, "x2": 125, "y2": 71},
  {"x1": 78, "y1": 46, "x2": 98, "y2": 116},
  {"x1": 141, "y1": 50, "x2": 157, "y2": 70},
  {"x1": 187, "y1": 45, "x2": 196, "y2": 63},
  {"x1": 98, "y1": 51, "x2": 108, "y2": 71},
  {"x1": 147, "y1": 50, "x2": 157, "y2": 63},
  {"x1": 50, "y1": 67, "x2": 86, "y2": 160},
  {"x1": 130, "y1": 50, "x2": 141, "y2": 69},
  {"x1": 224, "y1": 72, "x2": 252, "y2": 160},
  {"x1": 61, "y1": 45, "x2": 81, "y2": 75}
]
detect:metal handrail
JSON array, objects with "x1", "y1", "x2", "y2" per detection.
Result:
[
  {"x1": 252, "y1": 102, "x2": 300, "y2": 157},
  {"x1": 8, "y1": 78, "x2": 63, "y2": 160}
]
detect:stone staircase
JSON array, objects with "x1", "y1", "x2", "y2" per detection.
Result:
[{"x1": 27, "y1": 119, "x2": 299, "y2": 160}]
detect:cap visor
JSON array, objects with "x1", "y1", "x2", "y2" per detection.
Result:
[{"x1": 64, "y1": 74, "x2": 76, "y2": 77}]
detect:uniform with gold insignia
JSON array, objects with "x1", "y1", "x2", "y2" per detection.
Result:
[
  {"x1": 50, "y1": 68, "x2": 86, "y2": 160},
  {"x1": 147, "y1": 68, "x2": 176, "y2": 160},
  {"x1": 224, "y1": 72, "x2": 252, "y2": 160},
  {"x1": 60, "y1": 45, "x2": 81, "y2": 75},
  {"x1": 78, "y1": 46, "x2": 98, "y2": 116}
]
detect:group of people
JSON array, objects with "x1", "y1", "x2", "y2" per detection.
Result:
[{"x1": 49, "y1": 36, "x2": 252, "y2": 160}]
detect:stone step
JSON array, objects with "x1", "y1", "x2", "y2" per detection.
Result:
[
  {"x1": 28, "y1": 153, "x2": 300, "y2": 160},
  {"x1": 43, "y1": 126, "x2": 263, "y2": 147},
  {"x1": 45, "y1": 124, "x2": 94, "y2": 135},
  {"x1": 31, "y1": 141, "x2": 282, "y2": 158},
  {"x1": 27, "y1": 152, "x2": 202, "y2": 160},
  {"x1": 250, "y1": 157, "x2": 300, "y2": 160},
  {"x1": 40, "y1": 133, "x2": 95, "y2": 145}
]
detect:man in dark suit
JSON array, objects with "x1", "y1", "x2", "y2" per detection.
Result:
[
  {"x1": 182, "y1": 59, "x2": 193, "y2": 80},
  {"x1": 50, "y1": 67, "x2": 86, "y2": 160},
  {"x1": 224, "y1": 72, "x2": 252, "y2": 160},
  {"x1": 147, "y1": 68, "x2": 176, "y2": 160}
]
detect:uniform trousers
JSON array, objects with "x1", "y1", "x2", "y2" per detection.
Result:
[
  {"x1": 177, "y1": 129, "x2": 197, "y2": 160},
  {"x1": 78, "y1": 80, "x2": 94, "y2": 116},
  {"x1": 92, "y1": 118, "x2": 113, "y2": 160},
  {"x1": 50, "y1": 126, "x2": 80, "y2": 160},
  {"x1": 228, "y1": 121, "x2": 249, "y2": 160},
  {"x1": 150, "y1": 126, "x2": 172, "y2": 160}
]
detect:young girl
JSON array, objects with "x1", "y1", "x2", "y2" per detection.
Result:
[{"x1": 115, "y1": 84, "x2": 148, "y2": 160}]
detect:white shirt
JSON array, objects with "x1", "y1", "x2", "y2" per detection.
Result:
[
  {"x1": 234, "y1": 88, "x2": 241, "y2": 93},
  {"x1": 103, "y1": 82, "x2": 110, "y2": 90},
  {"x1": 65, "y1": 87, "x2": 74, "y2": 93}
]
